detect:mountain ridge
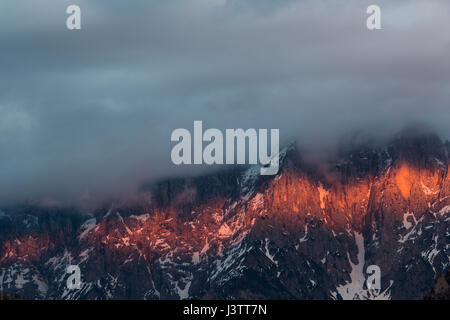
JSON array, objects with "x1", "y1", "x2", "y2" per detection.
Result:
[{"x1": 0, "y1": 132, "x2": 449, "y2": 299}]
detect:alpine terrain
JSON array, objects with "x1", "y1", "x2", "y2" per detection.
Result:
[{"x1": 0, "y1": 132, "x2": 449, "y2": 300}]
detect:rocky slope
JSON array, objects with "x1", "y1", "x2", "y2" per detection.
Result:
[
  {"x1": 425, "y1": 270, "x2": 450, "y2": 300},
  {"x1": 0, "y1": 133, "x2": 449, "y2": 300}
]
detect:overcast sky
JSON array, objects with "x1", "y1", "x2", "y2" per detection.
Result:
[{"x1": 0, "y1": 0, "x2": 449, "y2": 204}]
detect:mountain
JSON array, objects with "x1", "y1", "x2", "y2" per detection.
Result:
[{"x1": 0, "y1": 132, "x2": 449, "y2": 300}]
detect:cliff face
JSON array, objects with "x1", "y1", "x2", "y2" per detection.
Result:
[{"x1": 0, "y1": 133, "x2": 449, "y2": 300}]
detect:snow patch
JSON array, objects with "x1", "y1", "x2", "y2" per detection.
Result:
[
  {"x1": 176, "y1": 275, "x2": 193, "y2": 300},
  {"x1": 336, "y1": 232, "x2": 366, "y2": 300},
  {"x1": 438, "y1": 205, "x2": 450, "y2": 216},
  {"x1": 131, "y1": 214, "x2": 150, "y2": 222},
  {"x1": 402, "y1": 212, "x2": 417, "y2": 229},
  {"x1": 299, "y1": 224, "x2": 309, "y2": 243},
  {"x1": 264, "y1": 238, "x2": 278, "y2": 266},
  {"x1": 336, "y1": 233, "x2": 392, "y2": 300},
  {"x1": 79, "y1": 218, "x2": 97, "y2": 240}
]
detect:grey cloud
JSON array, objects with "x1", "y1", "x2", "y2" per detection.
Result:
[{"x1": 0, "y1": 0, "x2": 449, "y2": 204}]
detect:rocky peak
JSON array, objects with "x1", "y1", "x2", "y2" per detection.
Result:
[{"x1": 0, "y1": 131, "x2": 448, "y2": 300}]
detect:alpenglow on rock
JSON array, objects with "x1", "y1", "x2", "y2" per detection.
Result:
[{"x1": 0, "y1": 133, "x2": 449, "y2": 300}]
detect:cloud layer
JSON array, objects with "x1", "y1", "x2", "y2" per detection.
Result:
[{"x1": 0, "y1": 0, "x2": 449, "y2": 204}]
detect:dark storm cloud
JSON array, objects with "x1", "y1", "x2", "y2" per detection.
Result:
[{"x1": 0, "y1": 0, "x2": 449, "y2": 204}]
